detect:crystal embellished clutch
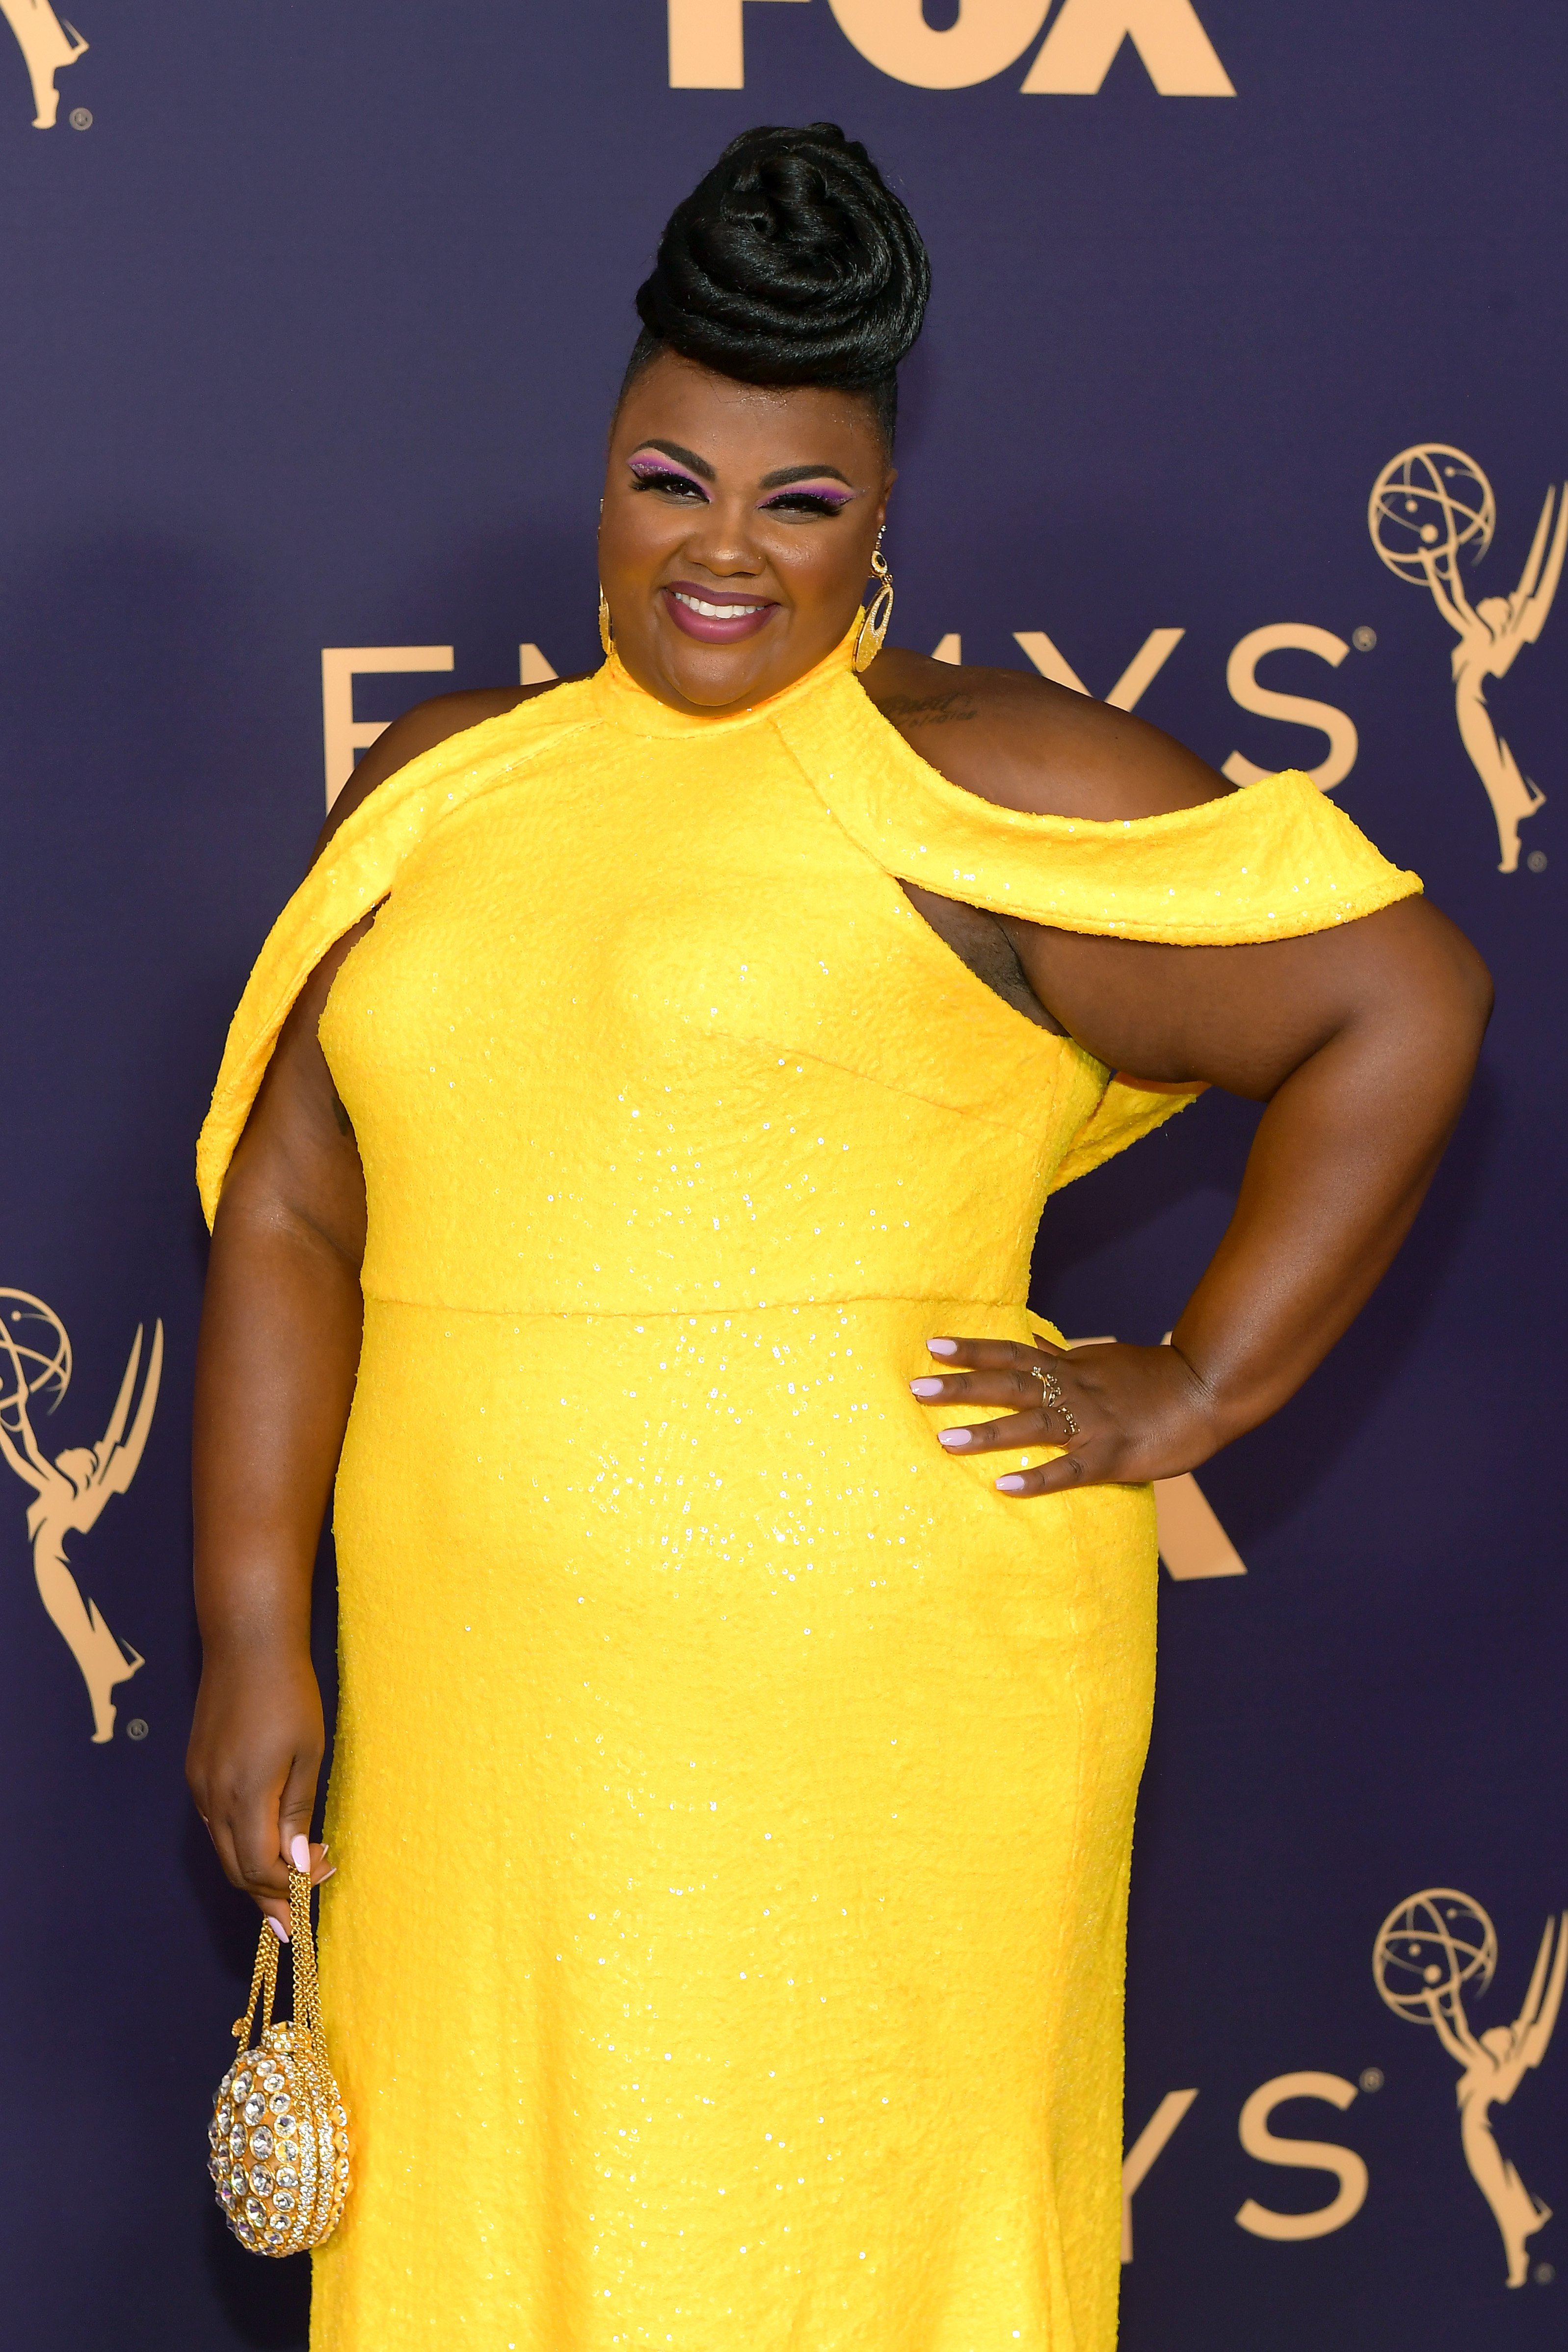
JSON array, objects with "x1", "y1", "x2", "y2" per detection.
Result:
[{"x1": 209, "y1": 1867, "x2": 350, "y2": 2256}]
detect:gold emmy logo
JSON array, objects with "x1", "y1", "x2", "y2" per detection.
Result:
[
  {"x1": 1374, "y1": 1888, "x2": 1567, "y2": 2287},
  {"x1": 0, "y1": 0, "x2": 86, "y2": 128},
  {"x1": 1370, "y1": 446, "x2": 1567, "y2": 873},
  {"x1": 0, "y1": 1290, "x2": 161, "y2": 1742}
]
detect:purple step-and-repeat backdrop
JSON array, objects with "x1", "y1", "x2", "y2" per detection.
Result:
[{"x1": 1, "y1": 5, "x2": 1563, "y2": 2346}]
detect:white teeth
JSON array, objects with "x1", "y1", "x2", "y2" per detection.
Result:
[{"x1": 672, "y1": 591, "x2": 765, "y2": 620}]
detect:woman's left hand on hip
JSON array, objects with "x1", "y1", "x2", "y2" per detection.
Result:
[{"x1": 909, "y1": 1335, "x2": 1219, "y2": 1497}]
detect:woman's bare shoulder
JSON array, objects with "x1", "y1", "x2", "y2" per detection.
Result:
[
  {"x1": 860, "y1": 646, "x2": 1232, "y2": 822},
  {"x1": 309, "y1": 678, "x2": 587, "y2": 863}
]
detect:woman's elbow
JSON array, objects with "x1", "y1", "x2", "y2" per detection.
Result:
[{"x1": 1441, "y1": 924, "x2": 1494, "y2": 1050}]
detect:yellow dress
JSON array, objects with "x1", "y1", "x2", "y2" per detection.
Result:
[{"x1": 199, "y1": 627, "x2": 1417, "y2": 2352}]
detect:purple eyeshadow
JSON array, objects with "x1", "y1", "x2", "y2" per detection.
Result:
[{"x1": 627, "y1": 454, "x2": 850, "y2": 510}]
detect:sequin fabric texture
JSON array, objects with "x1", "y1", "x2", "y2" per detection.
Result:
[{"x1": 199, "y1": 630, "x2": 1418, "y2": 2351}]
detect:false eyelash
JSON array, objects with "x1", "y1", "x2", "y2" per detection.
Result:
[
  {"x1": 628, "y1": 464, "x2": 709, "y2": 498},
  {"x1": 760, "y1": 491, "x2": 850, "y2": 517}
]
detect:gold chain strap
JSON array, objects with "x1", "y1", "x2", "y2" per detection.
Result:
[
  {"x1": 286, "y1": 1866, "x2": 332, "y2": 2076},
  {"x1": 231, "y1": 1870, "x2": 320, "y2": 2051},
  {"x1": 232, "y1": 1916, "x2": 279, "y2": 2045}
]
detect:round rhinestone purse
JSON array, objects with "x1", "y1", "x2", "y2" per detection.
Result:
[{"x1": 209, "y1": 1867, "x2": 350, "y2": 2256}]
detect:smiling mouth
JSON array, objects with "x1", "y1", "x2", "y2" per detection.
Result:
[
  {"x1": 661, "y1": 583, "x2": 778, "y2": 642},
  {"x1": 673, "y1": 589, "x2": 768, "y2": 619}
]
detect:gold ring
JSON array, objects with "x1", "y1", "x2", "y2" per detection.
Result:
[{"x1": 1031, "y1": 1360, "x2": 1079, "y2": 1439}]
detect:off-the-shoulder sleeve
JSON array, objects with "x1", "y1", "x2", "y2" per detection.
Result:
[
  {"x1": 775, "y1": 672, "x2": 1421, "y2": 945},
  {"x1": 195, "y1": 686, "x2": 596, "y2": 1226},
  {"x1": 772, "y1": 669, "x2": 1421, "y2": 1190}
]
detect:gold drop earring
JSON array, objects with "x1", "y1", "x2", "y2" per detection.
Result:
[
  {"x1": 853, "y1": 532, "x2": 894, "y2": 674},
  {"x1": 597, "y1": 492, "x2": 614, "y2": 656}
]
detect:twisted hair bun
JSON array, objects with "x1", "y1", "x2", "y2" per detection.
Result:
[{"x1": 628, "y1": 124, "x2": 929, "y2": 444}]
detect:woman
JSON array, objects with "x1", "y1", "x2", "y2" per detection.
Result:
[{"x1": 187, "y1": 125, "x2": 1489, "y2": 2350}]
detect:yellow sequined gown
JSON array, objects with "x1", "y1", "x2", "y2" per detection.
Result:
[{"x1": 199, "y1": 626, "x2": 1416, "y2": 2352}]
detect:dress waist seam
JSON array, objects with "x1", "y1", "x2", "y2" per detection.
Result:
[{"x1": 358, "y1": 1289, "x2": 1030, "y2": 1321}]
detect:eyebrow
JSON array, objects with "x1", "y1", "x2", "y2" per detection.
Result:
[
  {"x1": 758, "y1": 463, "x2": 853, "y2": 490},
  {"x1": 630, "y1": 440, "x2": 716, "y2": 481},
  {"x1": 628, "y1": 441, "x2": 853, "y2": 492}
]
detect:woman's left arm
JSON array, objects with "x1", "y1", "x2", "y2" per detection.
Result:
[{"x1": 916, "y1": 894, "x2": 1492, "y2": 1493}]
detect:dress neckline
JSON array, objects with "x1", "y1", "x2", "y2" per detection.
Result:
[{"x1": 590, "y1": 614, "x2": 862, "y2": 740}]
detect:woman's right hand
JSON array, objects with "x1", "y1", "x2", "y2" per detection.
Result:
[{"x1": 186, "y1": 1648, "x2": 332, "y2": 1939}]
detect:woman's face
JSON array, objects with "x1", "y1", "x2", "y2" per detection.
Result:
[{"x1": 598, "y1": 351, "x2": 895, "y2": 715}]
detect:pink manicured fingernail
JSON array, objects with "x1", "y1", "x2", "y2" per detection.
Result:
[
  {"x1": 909, "y1": 1378, "x2": 944, "y2": 1398},
  {"x1": 266, "y1": 1916, "x2": 289, "y2": 1943},
  {"x1": 996, "y1": 1474, "x2": 1029, "y2": 1493},
  {"x1": 938, "y1": 1427, "x2": 972, "y2": 1449},
  {"x1": 319, "y1": 1866, "x2": 337, "y2": 1882},
  {"x1": 927, "y1": 1338, "x2": 959, "y2": 1356},
  {"x1": 290, "y1": 1835, "x2": 311, "y2": 1874}
]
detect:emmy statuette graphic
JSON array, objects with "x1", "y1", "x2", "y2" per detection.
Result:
[
  {"x1": 0, "y1": 1290, "x2": 161, "y2": 1742},
  {"x1": 0, "y1": 0, "x2": 86, "y2": 128},
  {"x1": 1370, "y1": 446, "x2": 1567, "y2": 873},
  {"x1": 1374, "y1": 1888, "x2": 1568, "y2": 2287}
]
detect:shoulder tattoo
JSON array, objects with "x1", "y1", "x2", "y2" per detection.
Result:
[{"x1": 877, "y1": 690, "x2": 980, "y2": 726}]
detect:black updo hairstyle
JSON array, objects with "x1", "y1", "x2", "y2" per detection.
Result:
[{"x1": 623, "y1": 123, "x2": 930, "y2": 451}]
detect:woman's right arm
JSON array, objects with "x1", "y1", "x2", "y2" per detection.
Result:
[
  {"x1": 185, "y1": 918, "x2": 374, "y2": 1936},
  {"x1": 186, "y1": 682, "x2": 560, "y2": 1928}
]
